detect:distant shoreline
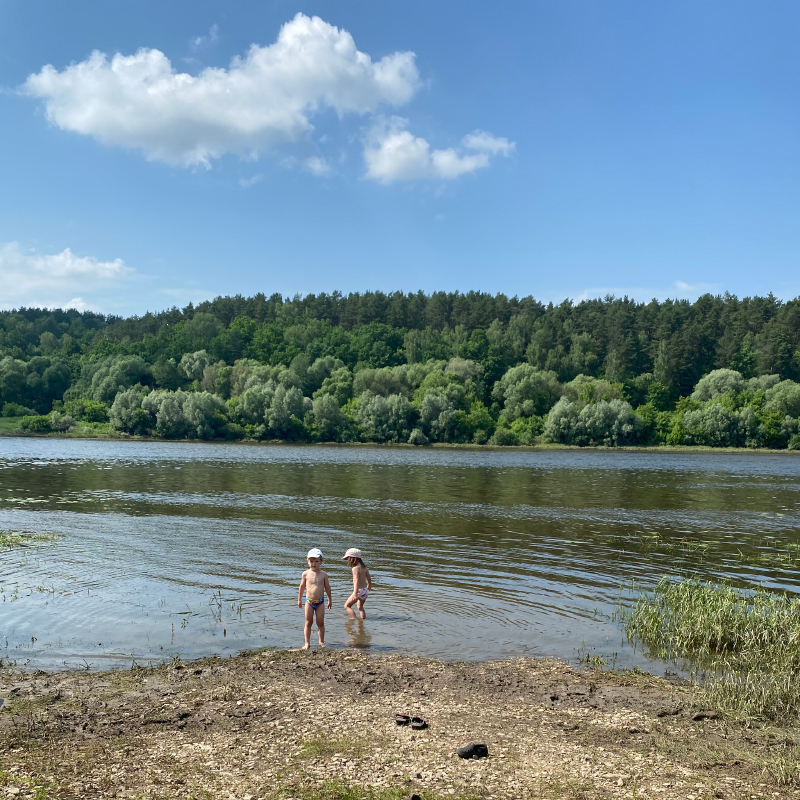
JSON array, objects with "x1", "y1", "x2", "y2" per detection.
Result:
[{"x1": 0, "y1": 426, "x2": 798, "y2": 455}]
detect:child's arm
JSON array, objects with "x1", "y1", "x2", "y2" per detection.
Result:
[
  {"x1": 324, "y1": 574, "x2": 332, "y2": 609},
  {"x1": 366, "y1": 568, "x2": 372, "y2": 590},
  {"x1": 298, "y1": 571, "x2": 306, "y2": 608},
  {"x1": 352, "y1": 566, "x2": 360, "y2": 594}
]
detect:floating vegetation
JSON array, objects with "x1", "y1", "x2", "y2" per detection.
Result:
[
  {"x1": 621, "y1": 577, "x2": 800, "y2": 721},
  {"x1": 735, "y1": 538, "x2": 800, "y2": 569},
  {"x1": 0, "y1": 530, "x2": 58, "y2": 549},
  {"x1": 604, "y1": 531, "x2": 711, "y2": 562},
  {"x1": 602, "y1": 529, "x2": 800, "y2": 573}
]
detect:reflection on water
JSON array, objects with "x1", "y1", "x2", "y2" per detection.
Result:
[
  {"x1": 0, "y1": 437, "x2": 799, "y2": 671},
  {"x1": 344, "y1": 618, "x2": 372, "y2": 649}
]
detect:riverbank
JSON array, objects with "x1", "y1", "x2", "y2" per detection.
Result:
[
  {"x1": 1, "y1": 649, "x2": 796, "y2": 800},
  {"x1": 0, "y1": 422, "x2": 799, "y2": 456}
]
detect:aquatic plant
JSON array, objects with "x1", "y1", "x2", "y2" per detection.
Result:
[
  {"x1": 0, "y1": 530, "x2": 56, "y2": 549},
  {"x1": 622, "y1": 577, "x2": 800, "y2": 721}
]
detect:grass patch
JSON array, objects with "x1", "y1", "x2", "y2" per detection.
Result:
[
  {"x1": 758, "y1": 744, "x2": 800, "y2": 787},
  {"x1": 268, "y1": 782, "x2": 471, "y2": 800},
  {"x1": 300, "y1": 735, "x2": 371, "y2": 760},
  {"x1": 70, "y1": 421, "x2": 112, "y2": 437},
  {"x1": 0, "y1": 768, "x2": 54, "y2": 800},
  {"x1": 0, "y1": 417, "x2": 23, "y2": 433},
  {"x1": 621, "y1": 577, "x2": 800, "y2": 722}
]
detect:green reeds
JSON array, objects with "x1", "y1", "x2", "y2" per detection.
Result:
[{"x1": 622, "y1": 577, "x2": 800, "y2": 721}]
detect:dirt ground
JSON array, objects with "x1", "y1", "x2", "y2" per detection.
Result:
[{"x1": 0, "y1": 649, "x2": 798, "y2": 800}]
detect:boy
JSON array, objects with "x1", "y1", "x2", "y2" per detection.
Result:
[{"x1": 298, "y1": 547, "x2": 332, "y2": 650}]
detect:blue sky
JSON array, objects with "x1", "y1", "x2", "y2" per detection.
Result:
[{"x1": 1, "y1": 0, "x2": 799, "y2": 315}]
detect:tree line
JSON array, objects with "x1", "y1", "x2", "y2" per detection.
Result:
[{"x1": 1, "y1": 291, "x2": 799, "y2": 448}]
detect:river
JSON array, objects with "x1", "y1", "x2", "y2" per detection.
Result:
[{"x1": 1, "y1": 437, "x2": 799, "y2": 671}]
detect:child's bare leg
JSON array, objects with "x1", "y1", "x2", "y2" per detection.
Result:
[
  {"x1": 357, "y1": 598, "x2": 366, "y2": 619},
  {"x1": 344, "y1": 594, "x2": 357, "y2": 618},
  {"x1": 315, "y1": 605, "x2": 326, "y2": 647},
  {"x1": 302, "y1": 603, "x2": 313, "y2": 650}
]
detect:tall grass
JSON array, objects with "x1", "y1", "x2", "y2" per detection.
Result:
[{"x1": 622, "y1": 577, "x2": 800, "y2": 721}]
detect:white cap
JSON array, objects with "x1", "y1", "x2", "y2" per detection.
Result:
[
  {"x1": 307, "y1": 548, "x2": 323, "y2": 559},
  {"x1": 342, "y1": 548, "x2": 363, "y2": 560}
]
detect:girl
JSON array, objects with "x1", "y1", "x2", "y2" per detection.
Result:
[{"x1": 342, "y1": 547, "x2": 372, "y2": 619}]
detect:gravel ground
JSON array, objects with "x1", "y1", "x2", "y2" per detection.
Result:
[{"x1": 0, "y1": 649, "x2": 798, "y2": 800}]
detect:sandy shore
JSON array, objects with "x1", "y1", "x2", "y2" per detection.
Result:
[{"x1": 0, "y1": 649, "x2": 797, "y2": 800}]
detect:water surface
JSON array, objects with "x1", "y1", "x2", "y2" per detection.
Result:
[{"x1": 1, "y1": 437, "x2": 799, "y2": 671}]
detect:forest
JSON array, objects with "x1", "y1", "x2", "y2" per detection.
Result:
[{"x1": 1, "y1": 290, "x2": 799, "y2": 448}]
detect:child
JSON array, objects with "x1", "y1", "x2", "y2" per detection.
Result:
[
  {"x1": 342, "y1": 547, "x2": 372, "y2": 619},
  {"x1": 298, "y1": 547, "x2": 332, "y2": 650}
]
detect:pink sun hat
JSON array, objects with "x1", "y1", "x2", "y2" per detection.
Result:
[{"x1": 342, "y1": 548, "x2": 362, "y2": 559}]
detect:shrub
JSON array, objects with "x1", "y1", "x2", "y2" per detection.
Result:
[
  {"x1": 60, "y1": 398, "x2": 109, "y2": 423},
  {"x1": 544, "y1": 397, "x2": 642, "y2": 446},
  {"x1": 354, "y1": 391, "x2": 414, "y2": 443},
  {"x1": 543, "y1": 397, "x2": 580, "y2": 444},
  {"x1": 2, "y1": 402, "x2": 36, "y2": 417},
  {"x1": 312, "y1": 394, "x2": 349, "y2": 442},
  {"x1": 81, "y1": 401, "x2": 110, "y2": 423},
  {"x1": 20, "y1": 414, "x2": 52, "y2": 432},
  {"x1": 577, "y1": 399, "x2": 642, "y2": 446},
  {"x1": 408, "y1": 428, "x2": 429, "y2": 446},
  {"x1": 683, "y1": 402, "x2": 739, "y2": 447},
  {"x1": 492, "y1": 364, "x2": 561, "y2": 420},
  {"x1": 109, "y1": 386, "x2": 152, "y2": 435},
  {"x1": 417, "y1": 389, "x2": 458, "y2": 442},
  {"x1": 471, "y1": 428, "x2": 489, "y2": 445},
  {"x1": 266, "y1": 385, "x2": 312, "y2": 439},
  {"x1": 143, "y1": 390, "x2": 189, "y2": 438},
  {"x1": 49, "y1": 411, "x2": 75, "y2": 432},
  {"x1": 510, "y1": 415, "x2": 544, "y2": 444},
  {"x1": 489, "y1": 427, "x2": 519, "y2": 446},
  {"x1": 183, "y1": 392, "x2": 225, "y2": 439}
]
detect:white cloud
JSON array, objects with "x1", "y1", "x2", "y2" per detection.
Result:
[
  {"x1": 305, "y1": 156, "x2": 332, "y2": 176},
  {"x1": 572, "y1": 280, "x2": 722, "y2": 304},
  {"x1": 279, "y1": 155, "x2": 333, "y2": 176},
  {"x1": 191, "y1": 23, "x2": 219, "y2": 50},
  {"x1": 0, "y1": 241, "x2": 133, "y2": 309},
  {"x1": 364, "y1": 118, "x2": 514, "y2": 183},
  {"x1": 24, "y1": 13, "x2": 419, "y2": 167},
  {"x1": 461, "y1": 130, "x2": 515, "y2": 156},
  {"x1": 239, "y1": 173, "x2": 264, "y2": 188},
  {"x1": 62, "y1": 297, "x2": 101, "y2": 313}
]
